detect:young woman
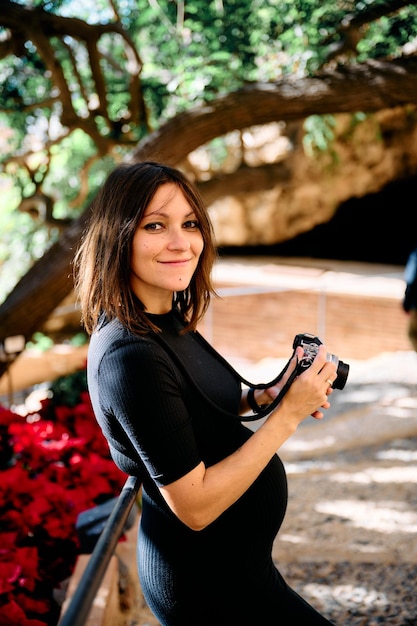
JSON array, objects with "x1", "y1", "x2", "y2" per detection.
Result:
[{"x1": 74, "y1": 161, "x2": 337, "y2": 625}]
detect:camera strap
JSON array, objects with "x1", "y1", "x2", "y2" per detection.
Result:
[
  {"x1": 152, "y1": 330, "x2": 299, "y2": 422},
  {"x1": 243, "y1": 363, "x2": 299, "y2": 420}
]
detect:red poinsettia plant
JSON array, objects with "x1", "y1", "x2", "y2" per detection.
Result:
[{"x1": 0, "y1": 368, "x2": 127, "y2": 626}]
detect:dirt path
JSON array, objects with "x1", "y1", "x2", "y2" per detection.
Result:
[{"x1": 275, "y1": 432, "x2": 417, "y2": 625}]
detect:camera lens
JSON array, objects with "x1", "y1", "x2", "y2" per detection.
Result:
[
  {"x1": 326, "y1": 353, "x2": 349, "y2": 390},
  {"x1": 334, "y1": 360, "x2": 349, "y2": 390}
]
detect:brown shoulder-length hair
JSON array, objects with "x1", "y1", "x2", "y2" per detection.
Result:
[{"x1": 73, "y1": 161, "x2": 218, "y2": 335}]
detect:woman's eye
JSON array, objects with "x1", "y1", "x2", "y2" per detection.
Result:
[
  {"x1": 144, "y1": 222, "x2": 163, "y2": 231},
  {"x1": 184, "y1": 220, "x2": 200, "y2": 229}
]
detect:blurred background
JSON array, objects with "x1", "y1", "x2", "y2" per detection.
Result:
[{"x1": 2, "y1": 4, "x2": 417, "y2": 625}]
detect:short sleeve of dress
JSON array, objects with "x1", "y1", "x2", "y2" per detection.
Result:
[{"x1": 93, "y1": 336, "x2": 202, "y2": 486}]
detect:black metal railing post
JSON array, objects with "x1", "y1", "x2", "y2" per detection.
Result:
[{"x1": 58, "y1": 475, "x2": 141, "y2": 626}]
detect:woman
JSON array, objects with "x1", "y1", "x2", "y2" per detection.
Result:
[{"x1": 74, "y1": 161, "x2": 337, "y2": 625}]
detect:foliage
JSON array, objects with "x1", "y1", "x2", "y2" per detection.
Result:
[
  {"x1": 25, "y1": 333, "x2": 55, "y2": 353},
  {"x1": 303, "y1": 114, "x2": 337, "y2": 158},
  {"x1": 357, "y1": 6, "x2": 417, "y2": 60},
  {"x1": 1, "y1": 0, "x2": 417, "y2": 302},
  {"x1": 24, "y1": 332, "x2": 87, "y2": 354},
  {"x1": 47, "y1": 368, "x2": 88, "y2": 408},
  {"x1": 0, "y1": 368, "x2": 126, "y2": 625},
  {"x1": 0, "y1": 203, "x2": 56, "y2": 303}
]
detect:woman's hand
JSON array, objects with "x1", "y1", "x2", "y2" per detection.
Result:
[{"x1": 268, "y1": 344, "x2": 337, "y2": 425}]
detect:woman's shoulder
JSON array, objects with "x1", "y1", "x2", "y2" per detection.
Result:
[{"x1": 89, "y1": 316, "x2": 164, "y2": 366}]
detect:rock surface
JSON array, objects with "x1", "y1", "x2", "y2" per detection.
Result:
[{"x1": 206, "y1": 108, "x2": 417, "y2": 250}]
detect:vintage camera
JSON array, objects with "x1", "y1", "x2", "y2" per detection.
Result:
[{"x1": 292, "y1": 332, "x2": 349, "y2": 390}]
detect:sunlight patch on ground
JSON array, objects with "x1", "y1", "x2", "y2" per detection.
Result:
[
  {"x1": 394, "y1": 396, "x2": 417, "y2": 408},
  {"x1": 279, "y1": 533, "x2": 308, "y2": 544},
  {"x1": 303, "y1": 582, "x2": 390, "y2": 611},
  {"x1": 315, "y1": 500, "x2": 417, "y2": 533},
  {"x1": 380, "y1": 405, "x2": 417, "y2": 418},
  {"x1": 285, "y1": 460, "x2": 336, "y2": 474},
  {"x1": 282, "y1": 435, "x2": 337, "y2": 452},
  {"x1": 330, "y1": 465, "x2": 417, "y2": 483},
  {"x1": 344, "y1": 387, "x2": 386, "y2": 403},
  {"x1": 377, "y1": 448, "x2": 417, "y2": 461}
]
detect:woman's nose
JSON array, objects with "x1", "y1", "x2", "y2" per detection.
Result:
[{"x1": 167, "y1": 228, "x2": 191, "y2": 251}]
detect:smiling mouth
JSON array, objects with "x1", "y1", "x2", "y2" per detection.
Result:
[{"x1": 159, "y1": 259, "x2": 191, "y2": 265}]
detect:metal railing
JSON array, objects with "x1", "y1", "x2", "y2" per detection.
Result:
[{"x1": 58, "y1": 475, "x2": 141, "y2": 626}]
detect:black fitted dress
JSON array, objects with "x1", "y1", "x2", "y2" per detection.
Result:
[{"x1": 87, "y1": 310, "x2": 334, "y2": 626}]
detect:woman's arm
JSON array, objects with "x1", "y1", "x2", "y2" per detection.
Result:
[{"x1": 160, "y1": 345, "x2": 336, "y2": 531}]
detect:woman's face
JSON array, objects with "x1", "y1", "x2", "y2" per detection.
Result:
[{"x1": 130, "y1": 182, "x2": 204, "y2": 313}]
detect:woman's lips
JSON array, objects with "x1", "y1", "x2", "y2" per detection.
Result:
[{"x1": 159, "y1": 259, "x2": 191, "y2": 266}]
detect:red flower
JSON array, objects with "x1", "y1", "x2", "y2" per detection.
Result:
[
  {"x1": 0, "y1": 532, "x2": 19, "y2": 552},
  {"x1": 0, "y1": 367, "x2": 129, "y2": 625},
  {"x1": 0, "y1": 546, "x2": 40, "y2": 594},
  {"x1": 0, "y1": 562, "x2": 21, "y2": 594},
  {"x1": 14, "y1": 593, "x2": 50, "y2": 615},
  {"x1": 0, "y1": 600, "x2": 47, "y2": 625},
  {"x1": 0, "y1": 406, "x2": 23, "y2": 427}
]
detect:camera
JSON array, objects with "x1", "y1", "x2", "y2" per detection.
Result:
[{"x1": 292, "y1": 332, "x2": 349, "y2": 390}]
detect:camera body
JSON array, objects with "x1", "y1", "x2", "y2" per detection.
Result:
[{"x1": 292, "y1": 332, "x2": 349, "y2": 390}]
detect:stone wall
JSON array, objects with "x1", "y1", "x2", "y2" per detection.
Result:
[
  {"x1": 199, "y1": 258, "x2": 409, "y2": 364},
  {"x1": 202, "y1": 288, "x2": 409, "y2": 363}
]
